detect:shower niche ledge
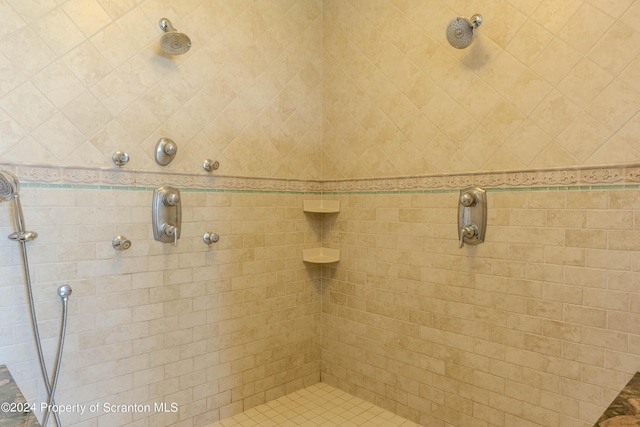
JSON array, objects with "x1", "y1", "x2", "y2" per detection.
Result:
[
  {"x1": 303, "y1": 247, "x2": 340, "y2": 264},
  {"x1": 303, "y1": 199, "x2": 340, "y2": 213}
]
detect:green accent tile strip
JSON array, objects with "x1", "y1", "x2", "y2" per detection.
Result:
[{"x1": 19, "y1": 182, "x2": 640, "y2": 195}]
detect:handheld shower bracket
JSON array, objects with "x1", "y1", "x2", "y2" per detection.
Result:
[
  {"x1": 0, "y1": 171, "x2": 38, "y2": 242},
  {"x1": 9, "y1": 231, "x2": 38, "y2": 242}
]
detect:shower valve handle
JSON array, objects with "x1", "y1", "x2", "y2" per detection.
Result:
[
  {"x1": 163, "y1": 191, "x2": 180, "y2": 206},
  {"x1": 162, "y1": 223, "x2": 178, "y2": 247},
  {"x1": 459, "y1": 224, "x2": 479, "y2": 248},
  {"x1": 163, "y1": 141, "x2": 177, "y2": 155},
  {"x1": 460, "y1": 191, "x2": 477, "y2": 207},
  {"x1": 458, "y1": 187, "x2": 487, "y2": 248}
]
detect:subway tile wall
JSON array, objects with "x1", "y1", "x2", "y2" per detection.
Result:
[
  {"x1": 0, "y1": 186, "x2": 322, "y2": 426},
  {"x1": 321, "y1": 189, "x2": 640, "y2": 426}
]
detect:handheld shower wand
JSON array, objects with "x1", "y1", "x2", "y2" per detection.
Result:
[
  {"x1": 0, "y1": 170, "x2": 37, "y2": 242},
  {"x1": 0, "y1": 170, "x2": 70, "y2": 427}
]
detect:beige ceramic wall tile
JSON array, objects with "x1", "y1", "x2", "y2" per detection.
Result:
[
  {"x1": 0, "y1": 6, "x2": 324, "y2": 426},
  {"x1": 2, "y1": 2, "x2": 640, "y2": 427},
  {"x1": 322, "y1": 0, "x2": 640, "y2": 180},
  {"x1": 557, "y1": 112, "x2": 612, "y2": 162},
  {"x1": 322, "y1": 189, "x2": 640, "y2": 426},
  {"x1": 0, "y1": 0, "x2": 321, "y2": 179},
  {"x1": 557, "y1": 59, "x2": 614, "y2": 109}
]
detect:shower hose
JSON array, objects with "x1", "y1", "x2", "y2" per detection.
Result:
[{"x1": 19, "y1": 238, "x2": 68, "y2": 427}]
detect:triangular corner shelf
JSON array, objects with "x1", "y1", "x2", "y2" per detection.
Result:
[
  {"x1": 303, "y1": 200, "x2": 340, "y2": 213},
  {"x1": 303, "y1": 247, "x2": 340, "y2": 264}
]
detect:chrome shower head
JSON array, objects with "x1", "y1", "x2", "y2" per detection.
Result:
[
  {"x1": 159, "y1": 18, "x2": 191, "y2": 55},
  {"x1": 0, "y1": 170, "x2": 19, "y2": 201},
  {"x1": 446, "y1": 14, "x2": 483, "y2": 49}
]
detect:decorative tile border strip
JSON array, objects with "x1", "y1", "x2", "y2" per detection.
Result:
[
  {"x1": 3, "y1": 163, "x2": 323, "y2": 193},
  {"x1": 321, "y1": 165, "x2": 640, "y2": 193},
  {"x1": 1, "y1": 163, "x2": 640, "y2": 193}
]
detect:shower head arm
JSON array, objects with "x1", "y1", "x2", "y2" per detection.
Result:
[
  {"x1": 470, "y1": 14, "x2": 483, "y2": 28},
  {"x1": 159, "y1": 18, "x2": 177, "y2": 33}
]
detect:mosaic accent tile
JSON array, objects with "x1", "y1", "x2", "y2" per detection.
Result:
[{"x1": 206, "y1": 383, "x2": 420, "y2": 427}]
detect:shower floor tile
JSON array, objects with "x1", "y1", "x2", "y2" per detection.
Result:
[{"x1": 207, "y1": 383, "x2": 421, "y2": 427}]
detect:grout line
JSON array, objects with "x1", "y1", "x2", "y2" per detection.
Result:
[{"x1": 206, "y1": 383, "x2": 420, "y2": 427}]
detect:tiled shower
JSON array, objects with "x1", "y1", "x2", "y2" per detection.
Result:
[{"x1": 1, "y1": 1, "x2": 640, "y2": 426}]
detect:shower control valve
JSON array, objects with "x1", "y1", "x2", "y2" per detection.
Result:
[
  {"x1": 152, "y1": 185, "x2": 182, "y2": 246},
  {"x1": 458, "y1": 186, "x2": 487, "y2": 248},
  {"x1": 155, "y1": 138, "x2": 178, "y2": 166}
]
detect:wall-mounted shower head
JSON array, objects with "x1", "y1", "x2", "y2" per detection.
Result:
[
  {"x1": 159, "y1": 18, "x2": 191, "y2": 55},
  {"x1": 446, "y1": 14, "x2": 483, "y2": 49}
]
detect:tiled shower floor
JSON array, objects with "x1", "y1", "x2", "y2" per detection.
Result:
[{"x1": 207, "y1": 382, "x2": 421, "y2": 427}]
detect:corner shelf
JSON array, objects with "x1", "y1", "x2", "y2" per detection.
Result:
[
  {"x1": 303, "y1": 248, "x2": 340, "y2": 264},
  {"x1": 303, "y1": 200, "x2": 340, "y2": 213},
  {"x1": 303, "y1": 199, "x2": 340, "y2": 264}
]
